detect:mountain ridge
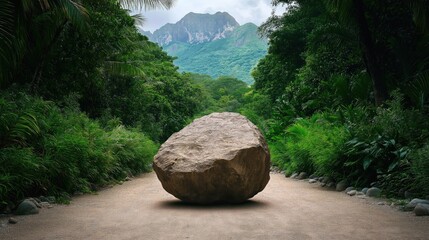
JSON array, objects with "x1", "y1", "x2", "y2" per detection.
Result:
[{"x1": 140, "y1": 12, "x2": 267, "y2": 84}]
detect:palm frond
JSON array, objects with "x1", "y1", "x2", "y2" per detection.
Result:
[
  {"x1": 410, "y1": 0, "x2": 429, "y2": 34},
  {"x1": 104, "y1": 61, "x2": 146, "y2": 78},
  {"x1": 119, "y1": 0, "x2": 175, "y2": 10},
  {"x1": 324, "y1": 0, "x2": 354, "y2": 24},
  {"x1": 10, "y1": 113, "x2": 41, "y2": 146},
  {"x1": 0, "y1": 0, "x2": 15, "y2": 85},
  {"x1": 407, "y1": 71, "x2": 429, "y2": 109},
  {"x1": 130, "y1": 13, "x2": 145, "y2": 26},
  {"x1": 49, "y1": 0, "x2": 89, "y2": 29}
]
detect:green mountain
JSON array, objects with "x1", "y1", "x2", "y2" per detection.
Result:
[{"x1": 141, "y1": 12, "x2": 267, "y2": 84}]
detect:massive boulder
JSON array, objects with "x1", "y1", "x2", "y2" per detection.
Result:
[{"x1": 153, "y1": 112, "x2": 270, "y2": 204}]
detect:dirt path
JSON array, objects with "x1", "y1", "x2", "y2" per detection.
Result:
[{"x1": 1, "y1": 172, "x2": 428, "y2": 240}]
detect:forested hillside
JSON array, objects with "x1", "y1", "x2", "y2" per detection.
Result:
[{"x1": 142, "y1": 12, "x2": 268, "y2": 84}]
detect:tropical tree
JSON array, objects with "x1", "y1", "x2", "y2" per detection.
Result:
[{"x1": 0, "y1": 0, "x2": 174, "y2": 88}]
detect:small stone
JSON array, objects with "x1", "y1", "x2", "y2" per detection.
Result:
[
  {"x1": 27, "y1": 198, "x2": 42, "y2": 208},
  {"x1": 309, "y1": 179, "x2": 317, "y2": 184},
  {"x1": 309, "y1": 174, "x2": 317, "y2": 179},
  {"x1": 356, "y1": 192, "x2": 364, "y2": 196},
  {"x1": 8, "y1": 218, "x2": 18, "y2": 224},
  {"x1": 327, "y1": 182, "x2": 335, "y2": 188},
  {"x1": 361, "y1": 188, "x2": 369, "y2": 194},
  {"x1": 358, "y1": 195, "x2": 367, "y2": 199},
  {"x1": 366, "y1": 187, "x2": 381, "y2": 197},
  {"x1": 322, "y1": 177, "x2": 331, "y2": 184},
  {"x1": 297, "y1": 172, "x2": 308, "y2": 180},
  {"x1": 345, "y1": 187, "x2": 355, "y2": 193},
  {"x1": 40, "y1": 202, "x2": 52, "y2": 208},
  {"x1": 125, "y1": 177, "x2": 131, "y2": 181},
  {"x1": 377, "y1": 202, "x2": 385, "y2": 205},
  {"x1": 336, "y1": 180, "x2": 348, "y2": 192},
  {"x1": 320, "y1": 182, "x2": 326, "y2": 187},
  {"x1": 347, "y1": 190, "x2": 357, "y2": 196},
  {"x1": 414, "y1": 203, "x2": 429, "y2": 216},
  {"x1": 290, "y1": 173, "x2": 299, "y2": 179},
  {"x1": 405, "y1": 198, "x2": 429, "y2": 211},
  {"x1": 40, "y1": 196, "x2": 56, "y2": 204},
  {"x1": 15, "y1": 199, "x2": 39, "y2": 215}
]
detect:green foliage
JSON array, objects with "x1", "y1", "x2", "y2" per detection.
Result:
[
  {"x1": 271, "y1": 113, "x2": 349, "y2": 179},
  {"x1": 410, "y1": 143, "x2": 429, "y2": 196},
  {"x1": 0, "y1": 92, "x2": 157, "y2": 205},
  {"x1": 187, "y1": 74, "x2": 249, "y2": 115}
]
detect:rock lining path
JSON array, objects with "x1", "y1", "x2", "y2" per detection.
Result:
[{"x1": 1, "y1": 172, "x2": 428, "y2": 240}]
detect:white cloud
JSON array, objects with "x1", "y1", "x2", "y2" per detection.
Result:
[{"x1": 136, "y1": 0, "x2": 285, "y2": 32}]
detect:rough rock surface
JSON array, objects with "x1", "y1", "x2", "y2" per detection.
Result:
[
  {"x1": 15, "y1": 199, "x2": 39, "y2": 215},
  {"x1": 336, "y1": 180, "x2": 348, "y2": 191},
  {"x1": 366, "y1": 187, "x2": 381, "y2": 197},
  {"x1": 153, "y1": 112, "x2": 271, "y2": 204},
  {"x1": 405, "y1": 198, "x2": 429, "y2": 211},
  {"x1": 414, "y1": 203, "x2": 429, "y2": 216}
]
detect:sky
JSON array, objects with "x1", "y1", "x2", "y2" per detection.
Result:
[{"x1": 137, "y1": 0, "x2": 286, "y2": 32}]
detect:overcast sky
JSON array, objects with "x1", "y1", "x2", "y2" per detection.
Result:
[{"x1": 137, "y1": 0, "x2": 286, "y2": 32}]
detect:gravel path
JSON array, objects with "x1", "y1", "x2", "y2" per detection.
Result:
[{"x1": 1, "y1": 172, "x2": 428, "y2": 240}]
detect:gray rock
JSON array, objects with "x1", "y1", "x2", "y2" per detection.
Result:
[
  {"x1": 27, "y1": 198, "x2": 42, "y2": 208},
  {"x1": 290, "y1": 173, "x2": 299, "y2": 179},
  {"x1": 414, "y1": 203, "x2": 429, "y2": 216},
  {"x1": 309, "y1": 174, "x2": 317, "y2": 179},
  {"x1": 321, "y1": 177, "x2": 332, "y2": 184},
  {"x1": 336, "y1": 180, "x2": 348, "y2": 191},
  {"x1": 297, "y1": 172, "x2": 308, "y2": 180},
  {"x1": 377, "y1": 202, "x2": 386, "y2": 205},
  {"x1": 345, "y1": 187, "x2": 355, "y2": 193},
  {"x1": 8, "y1": 218, "x2": 18, "y2": 224},
  {"x1": 40, "y1": 196, "x2": 56, "y2": 203},
  {"x1": 361, "y1": 188, "x2": 369, "y2": 194},
  {"x1": 356, "y1": 191, "x2": 365, "y2": 196},
  {"x1": 40, "y1": 202, "x2": 52, "y2": 208},
  {"x1": 327, "y1": 182, "x2": 335, "y2": 188},
  {"x1": 405, "y1": 198, "x2": 429, "y2": 211},
  {"x1": 153, "y1": 112, "x2": 270, "y2": 204},
  {"x1": 15, "y1": 200, "x2": 39, "y2": 215},
  {"x1": 366, "y1": 187, "x2": 381, "y2": 197},
  {"x1": 347, "y1": 190, "x2": 357, "y2": 196},
  {"x1": 309, "y1": 179, "x2": 317, "y2": 184}
]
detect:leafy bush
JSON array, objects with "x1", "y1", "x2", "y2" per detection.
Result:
[
  {"x1": 409, "y1": 144, "x2": 429, "y2": 196},
  {"x1": 342, "y1": 136, "x2": 410, "y2": 186},
  {"x1": 0, "y1": 92, "x2": 157, "y2": 206},
  {"x1": 271, "y1": 113, "x2": 349, "y2": 178}
]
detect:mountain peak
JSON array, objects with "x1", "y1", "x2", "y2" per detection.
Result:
[{"x1": 148, "y1": 12, "x2": 240, "y2": 46}]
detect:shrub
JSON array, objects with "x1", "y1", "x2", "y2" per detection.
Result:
[
  {"x1": 410, "y1": 144, "x2": 429, "y2": 196},
  {"x1": 271, "y1": 112, "x2": 349, "y2": 178},
  {"x1": 0, "y1": 92, "x2": 158, "y2": 207}
]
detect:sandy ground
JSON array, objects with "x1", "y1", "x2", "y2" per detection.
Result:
[{"x1": 1, "y1": 172, "x2": 428, "y2": 240}]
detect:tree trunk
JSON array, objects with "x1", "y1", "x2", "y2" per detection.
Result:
[{"x1": 353, "y1": 0, "x2": 388, "y2": 105}]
